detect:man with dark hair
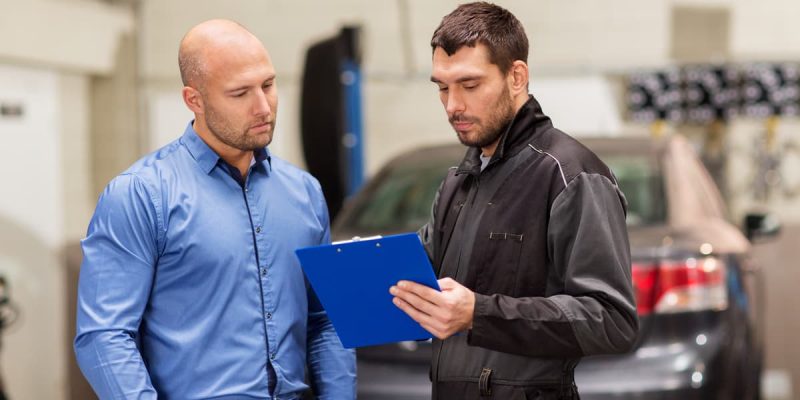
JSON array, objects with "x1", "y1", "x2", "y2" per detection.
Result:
[
  {"x1": 74, "y1": 19, "x2": 356, "y2": 399},
  {"x1": 390, "y1": 3, "x2": 638, "y2": 399}
]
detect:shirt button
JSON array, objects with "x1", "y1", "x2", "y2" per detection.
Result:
[
  {"x1": 270, "y1": 353, "x2": 276, "y2": 360},
  {"x1": 255, "y1": 226, "x2": 262, "y2": 233},
  {"x1": 260, "y1": 268, "x2": 267, "y2": 277},
  {"x1": 266, "y1": 312, "x2": 272, "y2": 320}
]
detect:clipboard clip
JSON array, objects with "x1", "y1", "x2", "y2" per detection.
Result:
[{"x1": 332, "y1": 235, "x2": 383, "y2": 245}]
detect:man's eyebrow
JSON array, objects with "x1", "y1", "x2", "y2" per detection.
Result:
[
  {"x1": 226, "y1": 85, "x2": 250, "y2": 93},
  {"x1": 225, "y1": 75, "x2": 277, "y2": 93},
  {"x1": 429, "y1": 75, "x2": 483, "y2": 84},
  {"x1": 455, "y1": 75, "x2": 482, "y2": 83}
]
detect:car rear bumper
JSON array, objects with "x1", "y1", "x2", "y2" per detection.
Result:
[
  {"x1": 576, "y1": 331, "x2": 724, "y2": 399},
  {"x1": 358, "y1": 360, "x2": 431, "y2": 400}
]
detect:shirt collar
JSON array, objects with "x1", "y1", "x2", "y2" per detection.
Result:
[
  {"x1": 180, "y1": 121, "x2": 272, "y2": 174},
  {"x1": 254, "y1": 146, "x2": 271, "y2": 173}
]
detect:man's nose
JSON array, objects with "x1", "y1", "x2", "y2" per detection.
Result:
[
  {"x1": 445, "y1": 91, "x2": 464, "y2": 115},
  {"x1": 253, "y1": 91, "x2": 271, "y2": 116}
]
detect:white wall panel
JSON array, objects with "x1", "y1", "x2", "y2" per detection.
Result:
[
  {"x1": 731, "y1": 0, "x2": 800, "y2": 60},
  {"x1": 140, "y1": 0, "x2": 406, "y2": 81},
  {"x1": 363, "y1": 79, "x2": 452, "y2": 175},
  {"x1": 407, "y1": 0, "x2": 671, "y2": 74},
  {"x1": 0, "y1": 65, "x2": 62, "y2": 247},
  {"x1": 0, "y1": 0, "x2": 132, "y2": 74},
  {"x1": 0, "y1": 63, "x2": 67, "y2": 400},
  {"x1": 60, "y1": 73, "x2": 93, "y2": 242}
]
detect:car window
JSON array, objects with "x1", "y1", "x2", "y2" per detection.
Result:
[
  {"x1": 346, "y1": 164, "x2": 450, "y2": 232},
  {"x1": 341, "y1": 152, "x2": 665, "y2": 233},
  {"x1": 603, "y1": 156, "x2": 667, "y2": 227}
]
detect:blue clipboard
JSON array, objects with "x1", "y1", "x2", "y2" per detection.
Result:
[{"x1": 295, "y1": 232, "x2": 440, "y2": 348}]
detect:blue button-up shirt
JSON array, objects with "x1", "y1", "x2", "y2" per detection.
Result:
[{"x1": 75, "y1": 123, "x2": 356, "y2": 399}]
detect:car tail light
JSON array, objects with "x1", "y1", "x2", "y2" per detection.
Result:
[{"x1": 632, "y1": 257, "x2": 728, "y2": 316}]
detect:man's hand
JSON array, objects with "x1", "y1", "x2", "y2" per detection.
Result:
[{"x1": 390, "y1": 277, "x2": 475, "y2": 340}]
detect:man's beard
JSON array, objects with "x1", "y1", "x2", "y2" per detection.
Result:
[
  {"x1": 451, "y1": 86, "x2": 515, "y2": 149},
  {"x1": 204, "y1": 100, "x2": 274, "y2": 152}
]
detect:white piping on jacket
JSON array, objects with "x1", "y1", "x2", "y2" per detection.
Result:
[{"x1": 528, "y1": 143, "x2": 568, "y2": 187}]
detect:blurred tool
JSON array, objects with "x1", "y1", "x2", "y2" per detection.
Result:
[
  {"x1": 300, "y1": 25, "x2": 365, "y2": 220},
  {"x1": 0, "y1": 275, "x2": 19, "y2": 400}
]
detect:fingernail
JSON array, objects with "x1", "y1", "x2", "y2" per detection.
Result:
[{"x1": 398, "y1": 281, "x2": 407, "y2": 289}]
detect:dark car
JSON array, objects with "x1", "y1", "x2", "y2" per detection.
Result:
[{"x1": 332, "y1": 135, "x2": 779, "y2": 400}]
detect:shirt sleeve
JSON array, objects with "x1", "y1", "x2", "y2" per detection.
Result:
[
  {"x1": 468, "y1": 173, "x2": 639, "y2": 357},
  {"x1": 74, "y1": 173, "x2": 161, "y2": 398},
  {"x1": 305, "y1": 179, "x2": 357, "y2": 399}
]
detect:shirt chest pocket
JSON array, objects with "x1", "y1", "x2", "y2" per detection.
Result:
[{"x1": 473, "y1": 231, "x2": 524, "y2": 295}]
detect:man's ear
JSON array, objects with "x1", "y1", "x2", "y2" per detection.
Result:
[
  {"x1": 182, "y1": 86, "x2": 204, "y2": 114},
  {"x1": 508, "y1": 60, "x2": 529, "y2": 96}
]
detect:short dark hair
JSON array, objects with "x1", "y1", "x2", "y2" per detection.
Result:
[{"x1": 431, "y1": 2, "x2": 528, "y2": 73}]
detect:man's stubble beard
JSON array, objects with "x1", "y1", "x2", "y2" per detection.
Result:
[
  {"x1": 204, "y1": 98, "x2": 274, "y2": 152},
  {"x1": 452, "y1": 85, "x2": 515, "y2": 149}
]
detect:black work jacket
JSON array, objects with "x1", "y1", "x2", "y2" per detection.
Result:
[{"x1": 419, "y1": 96, "x2": 639, "y2": 400}]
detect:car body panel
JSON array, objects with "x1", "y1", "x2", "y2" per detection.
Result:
[{"x1": 332, "y1": 135, "x2": 764, "y2": 400}]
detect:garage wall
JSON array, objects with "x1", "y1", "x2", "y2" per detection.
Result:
[
  {"x1": 0, "y1": 0, "x2": 132, "y2": 73},
  {"x1": 137, "y1": 0, "x2": 800, "y2": 220},
  {"x1": 732, "y1": 0, "x2": 800, "y2": 60},
  {"x1": 137, "y1": 0, "x2": 671, "y2": 175},
  {"x1": 0, "y1": 63, "x2": 68, "y2": 400},
  {"x1": 0, "y1": 2, "x2": 133, "y2": 398}
]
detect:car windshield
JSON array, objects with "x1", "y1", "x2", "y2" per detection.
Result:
[
  {"x1": 343, "y1": 162, "x2": 451, "y2": 233},
  {"x1": 339, "y1": 151, "x2": 666, "y2": 233}
]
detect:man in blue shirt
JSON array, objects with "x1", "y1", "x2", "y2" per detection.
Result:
[{"x1": 74, "y1": 19, "x2": 356, "y2": 399}]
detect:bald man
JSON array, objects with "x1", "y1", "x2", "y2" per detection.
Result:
[{"x1": 74, "y1": 20, "x2": 356, "y2": 399}]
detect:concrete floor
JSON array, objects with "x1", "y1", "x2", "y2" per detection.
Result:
[{"x1": 755, "y1": 223, "x2": 800, "y2": 400}]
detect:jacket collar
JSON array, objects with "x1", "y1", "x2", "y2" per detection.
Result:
[{"x1": 456, "y1": 95, "x2": 552, "y2": 176}]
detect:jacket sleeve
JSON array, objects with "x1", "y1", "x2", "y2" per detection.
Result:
[
  {"x1": 417, "y1": 178, "x2": 444, "y2": 264},
  {"x1": 468, "y1": 172, "x2": 639, "y2": 357},
  {"x1": 74, "y1": 174, "x2": 160, "y2": 398}
]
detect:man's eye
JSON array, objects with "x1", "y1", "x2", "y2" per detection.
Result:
[
  {"x1": 464, "y1": 84, "x2": 478, "y2": 90},
  {"x1": 438, "y1": 86, "x2": 448, "y2": 92},
  {"x1": 232, "y1": 92, "x2": 246, "y2": 97}
]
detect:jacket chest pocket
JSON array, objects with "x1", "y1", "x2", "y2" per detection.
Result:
[{"x1": 473, "y1": 231, "x2": 524, "y2": 294}]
